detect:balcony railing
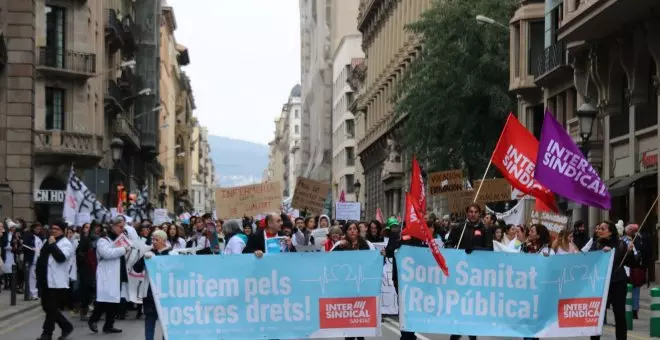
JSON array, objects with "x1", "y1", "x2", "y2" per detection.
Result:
[
  {"x1": 37, "y1": 46, "x2": 96, "y2": 78},
  {"x1": 113, "y1": 115, "x2": 141, "y2": 149},
  {"x1": 105, "y1": 9, "x2": 124, "y2": 53},
  {"x1": 118, "y1": 67, "x2": 141, "y2": 101},
  {"x1": 534, "y1": 42, "x2": 567, "y2": 80},
  {"x1": 122, "y1": 15, "x2": 137, "y2": 55},
  {"x1": 34, "y1": 130, "x2": 102, "y2": 158},
  {"x1": 104, "y1": 80, "x2": 123, "y2": 114}
]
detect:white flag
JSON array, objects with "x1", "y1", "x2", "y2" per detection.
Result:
[{"x1": 63, "y1": 167, "x2": 111, "y2": 226}]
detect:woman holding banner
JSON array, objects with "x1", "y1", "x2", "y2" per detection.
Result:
[
  {"x1": 331, "y1": 222, "x2": 375, "y2": 251},
  {"x1": 590, "y1": 221, "x2": 636, "y2": 340},
  {"x1": 221, "y1": 219, "x2": 248, "y2": 255},
  {"x1": 132, "y1": 229, "x2": 170, "y2": 340}
]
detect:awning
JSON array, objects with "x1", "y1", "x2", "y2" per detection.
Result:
[
  {"x1": 605, "y1": 176, "x2": 623, "y2": 187},
  {"x1": 609, "y1": 171, "x2": 656, "y2": 197}
]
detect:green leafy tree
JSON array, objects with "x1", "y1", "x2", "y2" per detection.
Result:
[{"x1": 395, "y1": 0, "x2": 515, "y2": 181}]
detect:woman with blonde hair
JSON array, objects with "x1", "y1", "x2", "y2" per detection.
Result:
[{"x1": 551, "y1": 228, "x2": 579, "y2": 254}]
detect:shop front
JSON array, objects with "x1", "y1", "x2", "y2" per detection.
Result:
[{"x1": 34, "y1": 176, "x2": 66, "y2": 226}]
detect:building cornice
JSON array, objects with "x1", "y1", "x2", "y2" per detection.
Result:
[
  {"x1": 162, "y1": 6, "x2": 177, "y2": 33},
  {"x1": 358, "y1": 0, "x2": 397, "y2": 50}
]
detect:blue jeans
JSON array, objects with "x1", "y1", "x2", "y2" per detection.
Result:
[{"x1": 633, "y1": 286, "x2": 641, "y2": 310}]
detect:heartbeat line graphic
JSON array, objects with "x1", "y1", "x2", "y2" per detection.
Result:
[
  {"x1": 300, "y1": 264, "x2": 381, "y2": 294},
  {"x1": 541, "y1": 264, "x2": 606, "y2": 294}
]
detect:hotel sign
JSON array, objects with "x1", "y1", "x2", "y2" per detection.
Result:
[{"x1": 34, "y1": 190, "x2": 66, "y2": 203}]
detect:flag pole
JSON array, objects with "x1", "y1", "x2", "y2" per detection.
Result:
[
  {"x1": 618, "y1": 193, "x2": 659, "y2": 268},
  {"x1": 455, "y1": 158, "x2": 493, "y2": 249}
]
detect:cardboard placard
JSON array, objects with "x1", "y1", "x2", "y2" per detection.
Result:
[
  {"x1": 215, "y1": 182, "x2": 283, "y2": 218},
  {"x1": 290, "y1": 177, "x2": 331, "y2": 214},
  {"x1": 529, "y1": 210, "x2": 568, "y2": 238},
  {"x1": 473, "y1": 178, "x2": 512, "y2": 203},
  {"x1": 447, "y1": 179, "x2": 511, "y2": 213},
  {"x1": 428, "y1": 169, "x2": 463, "y2": 196}
]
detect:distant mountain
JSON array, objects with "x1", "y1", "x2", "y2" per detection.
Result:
[{"x1": 207, "y1": 135, "x2": 268, "y2": 187}]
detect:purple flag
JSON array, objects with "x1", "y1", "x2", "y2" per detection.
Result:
[{"x1": 535, "y1": 111, "x2": 611, "y2": 210}]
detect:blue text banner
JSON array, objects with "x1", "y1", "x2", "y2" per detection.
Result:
[{"x1": 396, "y1": 246, "x2": 613, "y2": 338}]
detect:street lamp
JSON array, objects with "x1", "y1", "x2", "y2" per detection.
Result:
[
  {"x1": 577, "y1": 101, "x2": 598, "y2": 144},
  {"x1": 353, "y1": 179, "x2": 361, "y2": 202},
  {"x1": 110, "y1": 138, "x2": 124, "y2": 164},
  {"x1": 159, "y1": 183, "x2": 167, "y2": 208},
  {"x1": 476, "y1": 15, "x2": 508, "y2": 29}
]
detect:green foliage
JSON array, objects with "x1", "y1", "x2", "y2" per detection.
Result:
[{"x1": 394, "y1": 0, "x2": 515, "y2": 181}]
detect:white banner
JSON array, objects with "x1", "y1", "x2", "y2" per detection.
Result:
[
  {"x1": 486, "y1": 200, "x2": 525, "y2": 225},
  {"x1": 63, "y1": 168, "x2": 111, "y2": 226}
]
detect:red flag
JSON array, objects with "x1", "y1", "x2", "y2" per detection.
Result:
[
  {"x1": 409, "y1": 156, "x2": 426, "y2": 214},
  {"x1": 403, "y1": 156, "x2": 427, "y2": 237},
  {"x1": 339, "y1": 190, "x2": 345, "y2": 202},
  {"x1": 403, "y1": 196, "x2": 425, "y2": 240},
  {"x1": 534, "y1": 197, "x2": 555, "y2": 212},
  {"x1": 405, "y1": 192, "x2": 449, "y2": 276},
  {"x1": 376, "y1": 208, "x2": 384, "y2": 224},
  {"x1": 491, "y1": 113, "x2": 558, "y2": 212}
]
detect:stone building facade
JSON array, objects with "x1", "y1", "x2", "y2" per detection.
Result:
[
  {"x1": 510, "y1": 0, "x2": 660, "y2": 279},
  {"x1": 351, "y1": 0, "x2": 431, "y2": 219},
  {"x1": 0, "y1": 0, "x2": 36, "y2": 220}
]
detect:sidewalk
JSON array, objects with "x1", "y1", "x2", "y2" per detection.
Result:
[{"x1": 0, "y1": 289, "x2": 39, "y2": 322}]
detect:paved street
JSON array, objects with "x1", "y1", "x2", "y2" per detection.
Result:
[
  {"x1": 0, "y1": 309, "x2": 652, "y2": 340},
  {"x1": 0, "y1": 283, "x2": 654, "y2": 340}
]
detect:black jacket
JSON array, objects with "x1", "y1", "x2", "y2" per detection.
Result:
[
  {"x1": 384, "y1": 233, "x2": 428, "y2": 294},
  {"x1": 590, "y1": 237, "x2": 639, "y2": 283},
  {"x1": 21, "y1": 230, "x2": 37, "y2": 265},
  {"x1": 244, "y1": 230, "x2": 296, "y2": 253},
  {"x1": 133, "y1": 247, "x2": 171, "y2": 316},
  {"x1": 444, "y1": 221, "x2": 493, "y2": 251}
]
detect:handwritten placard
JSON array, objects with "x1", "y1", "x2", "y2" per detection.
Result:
[
  {"x1": 447, "y1": 179, "x2": 511, "y2": 213},
  {"x1": 428, "y1": 169, "x2": 463, "y2": 196},
  {"x1": 215, "y1": 182, "x2": 283, "y2": 218},
  {"x1": 290, "y1": 177, "x2": 330, "y2": 214}
]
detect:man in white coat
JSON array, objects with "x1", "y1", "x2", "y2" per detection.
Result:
[
  {"x1": 35, "y1": 219, "x2": 74, "y2": 340},
  {"x1": 88, "y1": 216, "x2": 130, "y2": 334}
]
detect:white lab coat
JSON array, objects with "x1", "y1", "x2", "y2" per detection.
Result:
[
  {"x1": 47, "y1": 237, "x2": 74, "y2": 289},
  {"x1": 95, "y1": 236, "x2": 127, "y2": 303},
  {"x1": 3, "y1": 233, "x2": 14, "y2": 273},
  {"x1": 68, "y1": 237, "x2": 79, "y2": 281}
]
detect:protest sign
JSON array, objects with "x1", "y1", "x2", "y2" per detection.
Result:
[
  {"x1": 153, "y1": 209, "x2": 169, "y2": 225},
  {"x1": 146, "y1": 251, "x2": 383, "y2": 339},
  {"x1": 530, "y1": 210, "x2": 569, "y2": 237},
  {"x1": 215, "y1": 182, "x2": 283, "y2": 218},
  {"x1": 291, "y1": 177, "x2": 331, "y2": 214},
  {"x1": 396, "y1": 246, "x2": 613, "y2": 338},
  {"x1": 63, "y1": 168, "x2": 111, "y2": 225},
  {"x1": 335, "y1": 202, "x2": 360, "y2": 221},
  {"x1": 446, "y1": 178, "x2": 511, "y2": 213},
  {"x1": 428, "y1": 170, "x2": 463, "y2": 196}
]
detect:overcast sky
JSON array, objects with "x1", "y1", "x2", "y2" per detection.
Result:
[{"x1": 167, "y1": 0, "x2": 301, "y2": 145}]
